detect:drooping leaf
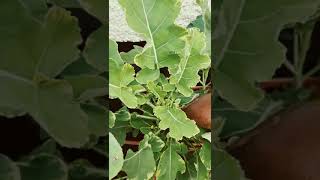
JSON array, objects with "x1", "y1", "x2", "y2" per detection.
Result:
[
  {"x1": 154, "y1": 106, "x2": 200, "y2": 140},
  {"x1": 213, "y1": 0, "x2": 320, "y2": 110},
  {"x1": 109, "y1": 133, "x2": 124, "y2": 179},
  {"x1": 0, "y1": 154, "x2": 20, "y2": 180},
  {"x1": 83, "y1": 26, "x2": 107, "y2": 73},
  {"x1": 122, "y1": 141, "x2": 156, "y2": 180},
  {"x1": 156, "y1": 141, "x2": 185, "y2": 180},
  {"x1": 118, "y1": 0, "x2": 187, "y2": 70},
  {"x1": 169, "y1": 29, "x2": 210, "y2": 97},
  {"x1": 18, "y1": 154, "x2": 68, "y2": 180}
]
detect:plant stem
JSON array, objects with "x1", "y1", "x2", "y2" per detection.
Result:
[
  {"x1": 147, "y1": 102, "x2": 156, "y2": 109},
  {"x1": 136, "y1": 114, "x2": 158, "y2": 121},
  {"x1": 283, "y1": 60, "x2": 297, "y2": 75}
]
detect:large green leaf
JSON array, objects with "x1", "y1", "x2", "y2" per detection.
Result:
[
  {"x1": 0, "y1": 154, "x2": 20, "y2": 180},
  {"x1": 122, "y1": 141, "x2": 156, "y2": 180},
  {"x1": 109, "y1": 133, "x2": 124, "y2": 179},
  {"x1": 213, "y1": 147, "x2": 246, "y2": 180},
  {"x1": 213, "y1": 0, "x2": 320, "y2": 110},
  {"x1": 156, "y1": 141, "x2": 185, "y2": 180},
  {"x1": 0, "y1": 2, "x2": 89, "y2": 147},
  {"x1": 0, "y1": 73, "x2": 89, "y2": 147},
  {"x1": 154, "y1": 106, "x2": 200, "y2": 140},
  {"x1": 169, "y1": 29, "x2": 210, "y2": 96},
  {"x1": 0, "y1": 3, "x2": 81, "y2": 80},
  {"x1": 118, "y1": 0, "x2": 187, "y2": 71},
  {"x1": 18, "y1": 154, "x2": 68, "y2": 180}
]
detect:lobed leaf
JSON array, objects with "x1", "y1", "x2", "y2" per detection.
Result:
[{"x1": 154, "y1": 106, "x2": 200, "y2": 141}]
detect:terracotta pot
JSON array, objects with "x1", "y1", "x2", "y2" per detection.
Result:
[
  {"x1": 183, "y1": 93, "x2": 212, "y2": 129},
  {"x1": 228, "y1": 101, "x2": 320, "y2": 180}
]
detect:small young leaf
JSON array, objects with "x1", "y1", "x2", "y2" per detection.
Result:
[
  {"x1": 154, "y1": 106, "x2": 200, "y2": 140},
  {"x1": 169, "y1": 29, "x2": 210, "y2": 97},
  {"x1": 109, "y1": 133, "x2": 124, "y2": 179},
  {"x1": 109, "y1": 59, "x2": 137, "y2": 108}
]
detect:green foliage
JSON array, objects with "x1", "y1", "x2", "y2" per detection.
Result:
[
  {"x1": 213, "y1": 0, "x2": 320, "y2": 110},
  {"x1": 213, "y1": 0, "x2": 320, "y2": 179},
  {"x1": 109, "y1": 0, "x2": 211, "y2": 179},
  {"x1": 0, "y1": 0, "x2": 107, "y2": 179}
]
